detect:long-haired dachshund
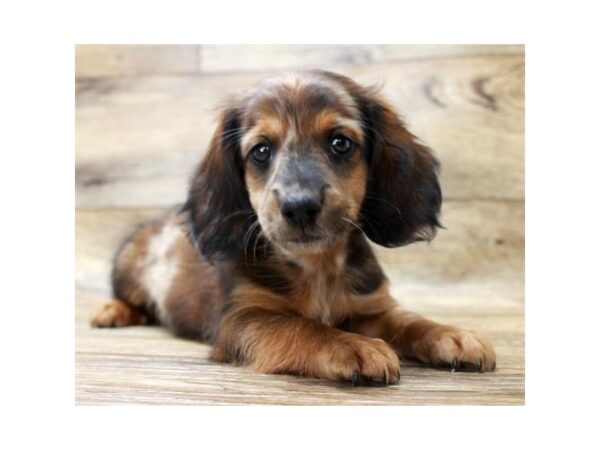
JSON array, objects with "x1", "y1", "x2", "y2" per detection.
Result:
[{"x1": 91, "y1": 70, "x2": 496, "y2": 385}]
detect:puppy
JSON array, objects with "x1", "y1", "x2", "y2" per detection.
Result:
[{"x1": 91, "y1": 70, "x2": 496, "y2": 385}]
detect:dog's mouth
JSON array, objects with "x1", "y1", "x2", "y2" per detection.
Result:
[
  {"x1": 278, "y1": 234, "x2": 332, "y2": 254},
  {"x1": 287, "y1": 234, "x2": 326, "y2": 244},
  {"x1": 279, "y1": 223, "x2": 349, "y2": 251}
]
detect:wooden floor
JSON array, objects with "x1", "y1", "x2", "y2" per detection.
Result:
[{"x1": 75, "y1": 45, "x2": 525, "y2": 405}]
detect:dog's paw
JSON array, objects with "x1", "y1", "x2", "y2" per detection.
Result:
[
  {"x1": 90, "y1": 300, "x2": 148, "y2": 328},
  {"x1": 316, "y1": 334, "x2": 401, "y2": 385},
  {"x1": 413, "y1": 326, "x2": 496, "y2": 372}
]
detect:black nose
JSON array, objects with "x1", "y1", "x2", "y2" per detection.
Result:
[{"x1": 280, "y1": 195, "x2": 322, "y2": 228}]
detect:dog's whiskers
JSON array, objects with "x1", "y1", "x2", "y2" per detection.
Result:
[
  {"x1": 242, "y1": 220, "x2": 261, "y2": 265},
  {"x1": 342, "y1": 217, "x2": 368, "y2": 239},
  {"x1": 252, "y1": 228, "x2": 267, "y2": 265},
  {"x1": 363, "y1": 192, "x2": 404, "y2": 222},
  {"x1": 214, "y1": 209, "x2": 255, "y2": 227},
  {"x1": 356, "y1": 212, "x2": 383, "y2": 243},
  {"x1": 216, "y1": 128, "x2": 246, "y2": 142}
]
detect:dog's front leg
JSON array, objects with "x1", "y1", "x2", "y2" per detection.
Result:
[
  {"x1": 211, "y1": 307, "x2": 401, "y2": 384},
  {"x1": 345, "y1": 306, "x2": 496, "y2": 372}
]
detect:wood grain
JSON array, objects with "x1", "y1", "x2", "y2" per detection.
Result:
[
  {"x1": 75, "y1": 45, "x2": 201, "y2": 78},
  {"x1": 75, "y1": 44, "x2": 523, "y2": 78},
  {"x1": 75, "y1": 54, "x2": 524, "y2": 206},
  {"x1": 198, "y1": 44, "x2": 524, "y2": 74}
]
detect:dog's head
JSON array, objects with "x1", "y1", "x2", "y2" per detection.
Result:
[{"x1": 184, "y1": 70, "x2": 441, "y2": 261}]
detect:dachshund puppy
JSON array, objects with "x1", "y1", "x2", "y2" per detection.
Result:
[{"x1": 91, "y1": 70, "x2": 496, "y2": 385}]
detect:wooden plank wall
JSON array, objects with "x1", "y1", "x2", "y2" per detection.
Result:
[{"x1": 75, "y1": 45, "x2": 525, "y2": 405}]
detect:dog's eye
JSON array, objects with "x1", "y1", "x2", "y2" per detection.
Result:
[
  {"x1": 329, "y1": 134, "x2": 353, "y2": 155},
  {"x1": 250, "y1": 143, "x2": 271, "y2": 164}
]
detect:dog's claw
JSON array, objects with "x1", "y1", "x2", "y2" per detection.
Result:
[
  {"x1": 451, "y1": 358, "x2": 459, "y2": 372},
  {"x1": 351, "y1": 370, "x2": 359, "y2": 387},
  {"x1": 491, "y1": 361, "x2": 496, "y2": 371},
  {"x1": 383, "y1": 371, "x2": 388, "y2": 385},
  {"x1": 475, "y1": 359, "x2": 483, "y2": 372}
]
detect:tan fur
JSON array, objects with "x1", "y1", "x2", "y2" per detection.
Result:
[
  {"x1": 91, "y1": 299, "x2": 148, "y2": 327},
  {"x1": 342, "y1": 304, "x2": 496, "y2": 371}
]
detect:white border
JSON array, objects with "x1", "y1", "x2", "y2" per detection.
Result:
[{"x1": 3, "y1": 0, "x2": 600, "y2": 448}]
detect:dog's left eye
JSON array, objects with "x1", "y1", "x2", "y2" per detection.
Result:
[
  {"x1": 250, "y1": 143, "x2": 272, "y2": 164},
  {"x1": 329, "y1": 134, "x2": 353, "y2": 155}
]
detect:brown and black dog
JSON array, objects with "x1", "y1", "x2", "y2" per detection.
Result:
[{"x1": 91, "y1": 70, "x2": 496, "y2": 385}]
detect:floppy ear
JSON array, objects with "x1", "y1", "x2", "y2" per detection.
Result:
[
  {"x1": 356, "y1": 90, "x2": 442, "y2": 247},
  {"x1": 182, "y1": 105, "x2": 254, "y2": 262}
]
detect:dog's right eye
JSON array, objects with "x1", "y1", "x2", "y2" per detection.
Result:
[
  {"x1": 250, "y1": 143, "x2": 272, "y2": 164},
  {"x1": 329, "y1": 134, "x2": 354, "y2": 156}
]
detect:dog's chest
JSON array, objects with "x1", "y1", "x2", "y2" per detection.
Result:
[{"x1": 297, "y1": 256, "x2": 349, "y2": 326}]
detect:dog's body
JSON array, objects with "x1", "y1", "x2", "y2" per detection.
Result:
[{"x1": 92, "y1": 70, "x2": 495, "y2": 384}]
